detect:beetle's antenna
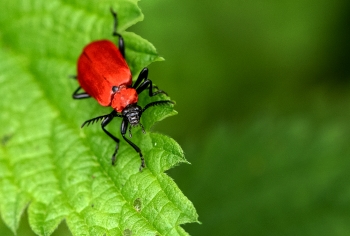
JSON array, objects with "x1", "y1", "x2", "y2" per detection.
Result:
[
  {"x1": 142, "y1": 100, "x2": 175, "y2": 113},
  {"x1": 81, "y1": 115, "x2": 109, "y2": 128},
  {"x1": 81, "y1": 112, "x2": 122, "y2": 128}
]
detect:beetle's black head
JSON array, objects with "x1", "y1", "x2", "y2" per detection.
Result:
[{"x1": 122, "y1": 104, "x2": 143, "y2": 126}]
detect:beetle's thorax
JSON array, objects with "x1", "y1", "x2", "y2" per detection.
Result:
[
  {"x1": 122, "y1": 104, "x2": 142, "y2": 126},
  {"x1": 111, "y1": 86, "x2": 138, "y2": 112}
]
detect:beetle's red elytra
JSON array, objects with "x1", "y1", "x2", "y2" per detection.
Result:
[
  {"x1": 77, "y1": 40, "x2": 137, "y2": 111},
  {"x1": 72, "y1": 8, "x2": 174, "y2": 171}
]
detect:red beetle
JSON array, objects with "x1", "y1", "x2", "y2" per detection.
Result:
[{"x1": 72, "y1": 9, "x2": 173, "y2": 171}]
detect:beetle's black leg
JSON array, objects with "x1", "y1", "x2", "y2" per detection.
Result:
[
  {"x1": 121, "y1": 119, "x2": 145, "y2": 171},
  {"x1": 81, "y1": 111, "x2": 123, "y2": 165},
  {"x1": 110, "y1": 7, "x2": 125, "y2": 58},
  {"x1": 137, "y1": 79, "x2": 167, "y2": 97},
  {"x1": 70, "y1": 75, "x2": 90, "y2": 99},
  {"x1": 133, "y1": 68, "x2": 167, "y2": 96},
  {"x1": 73, "y1": 86, "x2": 91, "y2": 99},
  {"x1": 133, "y1": 67, "x2": 148, "y2": 88},
  {"x1": 100, "y1": 110, "x2": 122, "y2": 165}
]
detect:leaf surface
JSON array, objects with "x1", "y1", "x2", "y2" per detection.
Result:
[{"x1": 0, "y1": 1, "x2": 198, "y2": 235}]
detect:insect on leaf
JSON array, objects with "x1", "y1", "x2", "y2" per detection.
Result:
[{"x1": 0, "y1": 0, "x2": 199, "y2": 235}]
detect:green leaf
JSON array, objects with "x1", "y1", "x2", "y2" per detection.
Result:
[{"x1": 0, "y1": 1, "x2": 198, "y2": 235}]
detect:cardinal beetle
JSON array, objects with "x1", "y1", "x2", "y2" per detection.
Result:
[{"x1": 72, "y1": 8, "x2": 173, "y2": 171}]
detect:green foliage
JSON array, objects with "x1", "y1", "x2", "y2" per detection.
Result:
[
  {"x1": 0, "y1": 0, "x2": 198, "y2": 235},
  {"x1": 173, "y1": 112, "x2": 350, "y2": 235}
]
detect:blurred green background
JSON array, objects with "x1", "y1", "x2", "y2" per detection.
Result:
[
  {"x1": 131, "y1": 0, "x2": 350, "y2": 235},
  {"x1": 1, "y1": 0, "x2": 350, "y2": 235}
]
